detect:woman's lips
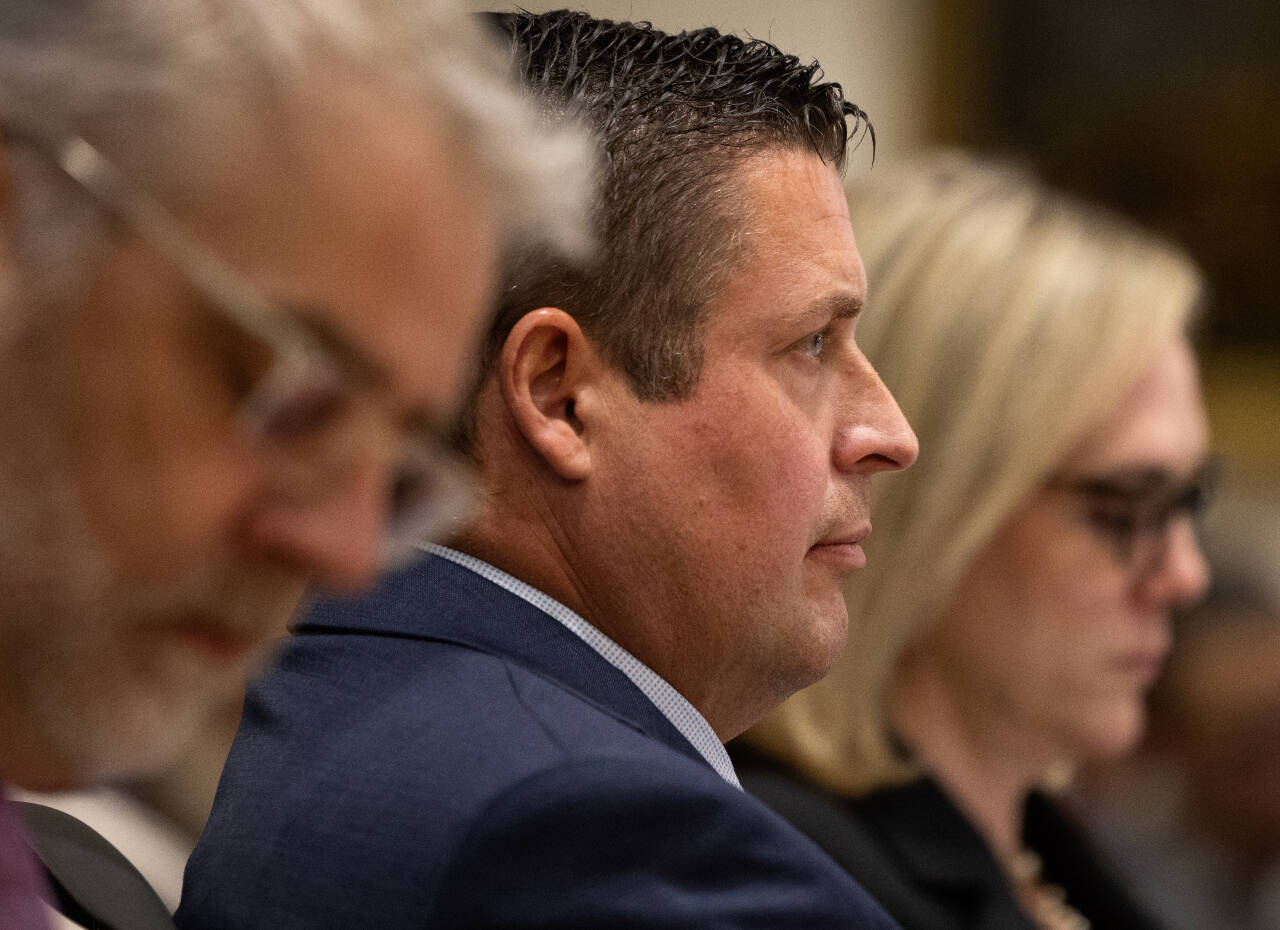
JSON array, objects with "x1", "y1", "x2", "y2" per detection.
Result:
[{"x1": 1116, "y1": 646, "x2": 1170, "y2": 684}]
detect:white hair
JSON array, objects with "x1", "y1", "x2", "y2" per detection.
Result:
[{"x1": 0, "y1": 0, "x2": 592, "y2": 308}]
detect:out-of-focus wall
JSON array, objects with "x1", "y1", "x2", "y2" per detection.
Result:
[
  {"x1": 1202, "y1": 350, "x2": 1280, "y2": 483},
  {"x1": 463, "y1": 1, "x2": 934, "y2": 164}
]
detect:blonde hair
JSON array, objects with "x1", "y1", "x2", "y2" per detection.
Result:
[{"x1": 749, "y1": 150, "x2": 1204, "y2": 795}]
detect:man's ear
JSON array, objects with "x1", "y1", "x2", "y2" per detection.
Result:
[{"x1": 499, "y1": 307, "x2": 602, "y2": 481}]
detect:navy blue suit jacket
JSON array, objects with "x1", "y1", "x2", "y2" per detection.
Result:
[{"x1": 176, "y1": 555, "x2": 899, "y2": 929}]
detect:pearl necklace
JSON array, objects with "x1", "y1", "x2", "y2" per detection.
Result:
[{"x1": 1010, "y1": 849, "x2": 1092, "y2": 930}]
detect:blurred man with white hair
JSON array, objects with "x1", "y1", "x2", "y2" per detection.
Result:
[{"x1": 0, "y1": 1, "x2": 589, "y2": 925}]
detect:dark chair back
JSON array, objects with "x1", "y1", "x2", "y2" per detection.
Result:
[{"x1": 17, "y1": 802, "x2": 176, "y2": 930}]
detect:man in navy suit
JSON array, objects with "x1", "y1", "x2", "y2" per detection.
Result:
[{"x1": 179, "y1": 10, "x2": 919, "y2": 928}]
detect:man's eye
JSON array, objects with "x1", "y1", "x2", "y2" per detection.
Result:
[
  {"x1": 797, "y1": 329, "x2": 826, "y2": 360},
  {"x1": 260, "y1": 384, "x2": 350, "y2": 440}
]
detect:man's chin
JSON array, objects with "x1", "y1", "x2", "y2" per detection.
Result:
[
  {"x1": 808, "y1": 593, "x2": 851, "y2": 660},
  {"x1": 764, "y1": 602, "x2": 850, "y2": 702},
  {"x1": 22, "y1": 619, "x2": 273, "y2": 787}
]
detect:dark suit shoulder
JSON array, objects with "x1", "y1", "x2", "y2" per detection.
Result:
[
  {"x1": 434, "y1": 754, "x2": 899, "y2": 929},
  {"x1": 181, "y1": 560, "x2": 901, "y2": 930},
  {"x1": 180, "y1": 635, "x2": 681, "y2": 928},
  {"x1": 181, "y1": 632, "x2": 898, "y2": 929}
]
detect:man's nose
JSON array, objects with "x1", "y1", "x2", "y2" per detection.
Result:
[
  {"x1": 243, "y1": 458, "x2": 388, "y2": 594},
  {"x1": 832, "y1": 354, "x2": 919, "y2": 475}
]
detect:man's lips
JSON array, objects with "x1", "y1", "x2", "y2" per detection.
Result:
[
  {"x1": 808, "y1": 528, "x2": 871, "y2": 571},
  {"x1": 163, "y1": 612, "x2": 263, "y2": 662}
]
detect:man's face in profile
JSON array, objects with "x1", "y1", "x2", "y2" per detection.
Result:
[
  {"x1": 583, "y1": 148, "x2": 917, "y2": 736},
  {"x1": 0, "y1": 83, "x2": 501, "y2": 787}
]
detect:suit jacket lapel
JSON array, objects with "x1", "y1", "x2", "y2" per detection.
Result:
[{"x1": 296, "y1": 554, "x2": 709, "y2": 772}]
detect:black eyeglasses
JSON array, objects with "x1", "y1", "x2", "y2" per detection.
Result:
[
  {"x1": 1047, "y1": 456, "x2": 1221, "y2": 581},
  {"x1": 7, "y1": 126, "x2": 474, "y2": 568}
]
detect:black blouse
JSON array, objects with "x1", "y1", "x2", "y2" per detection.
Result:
[{"x1": 730, "y1": 744, "x2": 1164, "y2": 930}]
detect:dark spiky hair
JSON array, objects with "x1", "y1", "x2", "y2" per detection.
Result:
[{"x1": 481, "y1": 8, "x2": 872, "y2": 403}]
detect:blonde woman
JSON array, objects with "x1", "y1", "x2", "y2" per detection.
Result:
[{"x1": 735, "y1": 151, "x2": 1215, "y2": 930}]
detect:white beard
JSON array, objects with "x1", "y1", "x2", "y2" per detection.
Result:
[{"x1": 0, "y1": 309, "x2": 287, "y2": 788}]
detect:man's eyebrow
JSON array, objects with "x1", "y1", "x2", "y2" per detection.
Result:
[
  {"x1": 788, "y1": 291, "x2": 864, "y2": 328},
  {"x1": 282, "y1": 303, "x2": 393, "y2": 391},
  {"x1": 283, "y1": 302, "x2": 458, "y2": 438},
  {"x1": 828, "y1": 292, "x2": 864, "y2": 321}
]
